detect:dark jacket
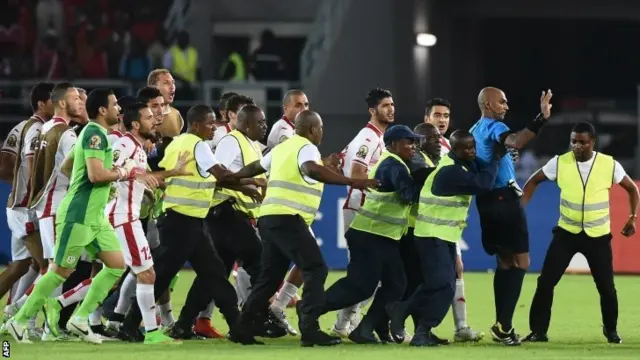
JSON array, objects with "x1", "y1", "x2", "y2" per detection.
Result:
[{"x1": 431, "y1": 152, "x2": 500, "y2": 196}]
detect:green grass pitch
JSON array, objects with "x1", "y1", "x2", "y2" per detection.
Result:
[{"x1": 2, "y1": 270, "x2": 640, "y2": 360}]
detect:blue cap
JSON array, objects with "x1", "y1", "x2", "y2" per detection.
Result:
[{"x1": 384, "y1": 125, "x2": 423, "y2": 144}]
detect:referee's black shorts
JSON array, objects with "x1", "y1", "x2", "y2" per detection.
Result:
[{"x1": 476, "y1": 187, "x2": 529, "y2": 256}]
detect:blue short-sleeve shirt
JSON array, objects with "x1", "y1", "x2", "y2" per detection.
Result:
[{"x1": 469, "y1": 117, "x2": 515, "y2": 189}]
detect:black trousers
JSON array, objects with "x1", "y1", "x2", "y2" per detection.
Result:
[
  {"x1": 403, "y1": 236, "x2": 456, "y2": 331},
  {"x1": 323, "y1": 228, "x2": 406, "y2": 331},
  {"x1": 242, "y1": 215, "x2": 327, "y2": 332},
  {"x1": 122, "y1": 210, "x2": 239, "y2": 331},
  {"x1": 205, "y1": 201, "x2": 262, "y2": 279},
  {"x1": 529, "y1": 227, "x2": 617, "y2": 333},
  {"x1": 399, "y1": 228, "x2": 423, "y2": 330}
]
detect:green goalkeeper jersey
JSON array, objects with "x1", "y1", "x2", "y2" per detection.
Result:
[{"x1": 57, "y1": 122, "x2": 114, "y2": 225}]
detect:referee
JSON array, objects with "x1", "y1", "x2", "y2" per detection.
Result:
[
  {"x1": 520, "y1": 122, "x2": 639, "y2": 344},
  {"x1": 469, "y1": 87, "x2": 552, "y2": 345},
  {"x1": 227, "y1": 110, "x2": 378, "y2": 346}
]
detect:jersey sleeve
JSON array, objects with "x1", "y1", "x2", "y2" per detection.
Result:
[
  {"x1": 351, "y1": 130, "x2": 376, "y2": 167},
  {"x1": 1, "y1": 127, "x2": 20, "y2": 155},
  {"x1": 214, "y1": 136, "x2": 240, "y2": 168},
  {"x1": 81, "y1": 127, "x2": 109, "y2": 161},
  {"x1": 489, "y1": 121, "x2": 511, "y2": 143},
  {"x1": 194, "y1": 141, "x2": 219, "y2": 175},
  {"x1": 23, "y1": 124, "x2": 41, "y2": 157},
  {"x1": 613, "y1": 160, "x2": 627, "y2": 184},
  {"x1": 111, "y1": 138, "x2": 133, "y2": 167},
  {"x1": 541, "y1": 155, "x2": 559, "y2": 181},
  {"x1": 60, "y1": 130, "x2": 78, "y2": 158}
]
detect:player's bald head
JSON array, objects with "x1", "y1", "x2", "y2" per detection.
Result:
[
  {"x1": 414, "y1": 122, "x2": 438, "y2": 136},
  {"x1": 283, "y1": 89, "x2": 306, "y2": 105},
  {"x1": 477, "y1": 87, "x2": 504, "y2": 107},
  {"x1": 295, "y1": 110, "x2": 321, "y2": 133}
]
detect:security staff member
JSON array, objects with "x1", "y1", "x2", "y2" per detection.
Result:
[
  {"x1": 118, "y1": 105, "x2": 257, "y2": 343},
  {"x1": 470, "y1": 87, "x2": 553, "y2": 345},
  {"x1": 194, "y1": 105, "x2": 286, "y2": 339},
  {"x1": 319, "y1": 125, "x2": 422, "y2": 345},
  {"x1": 521, "y1": 122, "x2": 639, "y2": 344},
  {"x1": 391, "y1": 123, "x2": 441, "y2": 343},
  {"x1": 387, "y1": 130, "x2": 503, "y2": 346},
  {"x1": 227, "y1": 110, "x2": 378, "y2": 346}
]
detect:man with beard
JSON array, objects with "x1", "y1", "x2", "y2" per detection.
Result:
[
  {"x1": 332, "y1": 88, "x2": 394, "y2": 337},
  {"x1": 5, "y1": 88, "x2": 156, "y2": 344}
]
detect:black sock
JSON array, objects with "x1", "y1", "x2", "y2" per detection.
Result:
[
  {"x1": 493, "y1": 268, "x2": 508, "y2": 323},
  {"x1": 497, "y1": 267, "x2": 526, "y2": 331}
]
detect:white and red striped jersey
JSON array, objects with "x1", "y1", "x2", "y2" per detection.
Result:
[
  {"x1": 9, "y1": 115, "x2": 46, "y2": 208},
  {"x1": 440, "y1": 136, "x2": 451, "y2": 155},
  {"x1": 339, "y1": 122, "x2": 385, "y2": 211},
  {"x1": 107, "y1": 133, "x2": 148, "y2": 226},
  {"x1": 266, "y1": 116, "x2": 295, "y2": 149},
  {"x1": 108, "y1": 130, "x2": 124, "y2": 146},
  {"x1": 208, "y1": 123, "x2": 231, "y2": 151},
  {"x1": 32, "y1": 119, "x2": 77, "y2": 218}
]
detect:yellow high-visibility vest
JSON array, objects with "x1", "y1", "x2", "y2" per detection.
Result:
[
  {"x1": 212, "y1": 130, "x2": 266, "y2": 218},
  {"x1": 408, "y1": 151, "x2": 435, "y2": 228},
  {"x1": 259, "y1": 134, "x2": 324, "y2": 226},
  {"x1": 557, "y1": 152, "x2": 614, "y2": 237},
  {"x1": 159, "y1": 133, "x2": 216, "y2": 218},
  {"x1": 414, "y1": 154, "x2": 472, "y2": 242},
  {"x1": 350, "y1": 152, "x2": 413, "y2": 241},
  {"x1": 219, "y1": 52, "x2": 246, "y2": 81},
  {"x1": 170, "y1": 45, "x2": 198, "y2": 83}
]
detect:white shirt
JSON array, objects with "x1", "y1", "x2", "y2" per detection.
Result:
[
  {"x1": 266, "y1": 117, "x2": 295, "y2": 149},
  {"x1": 260, "y1": 144, "x2": 322, "y2": 184},
  {"x1": 215, "y1": 132, "x2": 263, "y2": 172},
  {"x1": 11, "y1": 116, "x2": 46, "y2": 208},
  {"x1": 33, "y1": 120, "x2": 77, "y2": 217},
  {"x1": 108, "y1": 130, "x2": 124, "y2": 146},
  {"x1": 440, "y1": 136, "x2": 451, "y2": 155},
  {"x1": 207, "y1": 123, "x2": 230, "y2": 151},
  {"x1": 339, "y1": 122, "x2": 385, "y2": 210},
  {"x1": 542, "y1": 152, "x2": 627, "y2": 185},
  {"x1": 195, "y1": 140, "x2": 220, "y2": 177},
  {"x1": 107, "y1": 134, "x2": 149, "y2": 226},
  {"x1": 1, "y1": 120, "x2": 27, "y2": 156}
]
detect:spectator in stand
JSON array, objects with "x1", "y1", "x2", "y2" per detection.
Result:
[
  {"x1": 249, "y1": 29, "x2": 286, "y2": 81},
  {"x1": 148, "y1": 27, "x2": 167, "y2": 69},
  {"x1": 106, "y1": 11, "x2": 131, "y2": 78},
  {"x1": 36, "y1": 0, "x2": 64, "y2": 42},
  {"x1": 120, "y1": 38, "x2": 152, "y2": 83},
  {"x1": 33, "y1": 28, "x2": 64, "y2": 79}
]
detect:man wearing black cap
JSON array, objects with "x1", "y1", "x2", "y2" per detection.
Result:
[
  {"x1": 319, "y1": 125, "x2": 423, "y2": 344},
  {"x1": 387, "y1": 130, "x2": 504, "y2": 346}
]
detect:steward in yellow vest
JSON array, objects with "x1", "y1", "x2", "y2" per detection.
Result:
[
  {"x1": 520, "y1": 121, "x2": 639, "y2": 344},
  {"x1": 149, "y1": 104, "x2": 261, "y2": 343},
  {"x1": 226, "y1": 110, "x2": 378, "y2": 347},
  {"x1": 387, "y1": 130, "x2": 502, "y2": 346},
  {"x1": 321, "y1": 125, "x2": 424, "y2": 344},
  {"x1": 169, "y1": 31, "x2": 198, "y2": 84}
]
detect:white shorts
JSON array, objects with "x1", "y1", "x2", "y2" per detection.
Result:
[
  {"x1": 115, "y1": 220, "x2": 153, "y2": 274},
  {"x1": 7, "y1": 207, "x2": 38, "y2": 261},
  {"x1": 38, "y1": 215, "x2": 57, "y2": 259}
]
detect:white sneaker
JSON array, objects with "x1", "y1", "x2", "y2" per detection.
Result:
[
  {"x1": 3, "y1": 304, "x2": 18, "y2": 321},
  {"x1": 67, "y1": 317, "x2": 102, "y2": 344},
  {"x1": 330, "y1": 324, "x2": 351, "y2": 338},
  {"x1": 269, "y1": 308, "x2": 298, "y2": 336},
  {"x1": 403, "y1": 329, "x2": 413, "y2": 343},
  {"x1": 105, "y1": 320, "x2": 121, "y2": 333},
  {"x1": 27, "y1": 326, "x2": 43, "y2": 340},
  {"x1": 6, "y1": 319, "x2": 32, "y2": 344},
  {"x1": 454, "y1": 326, "x2": 485, "y2": 342}
]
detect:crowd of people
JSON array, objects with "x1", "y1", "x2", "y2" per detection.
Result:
[{"x1": 0, "y1": 68, "x2": 637, "y2": 348}]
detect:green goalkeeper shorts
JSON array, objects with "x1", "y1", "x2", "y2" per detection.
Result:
[{"x1": 54, "y1": 217, "x2": 122, "y2": 269}]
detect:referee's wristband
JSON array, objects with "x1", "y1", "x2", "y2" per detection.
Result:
[{"x1": 525, "y1": 113, "x2": 546, "y2": 134}]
